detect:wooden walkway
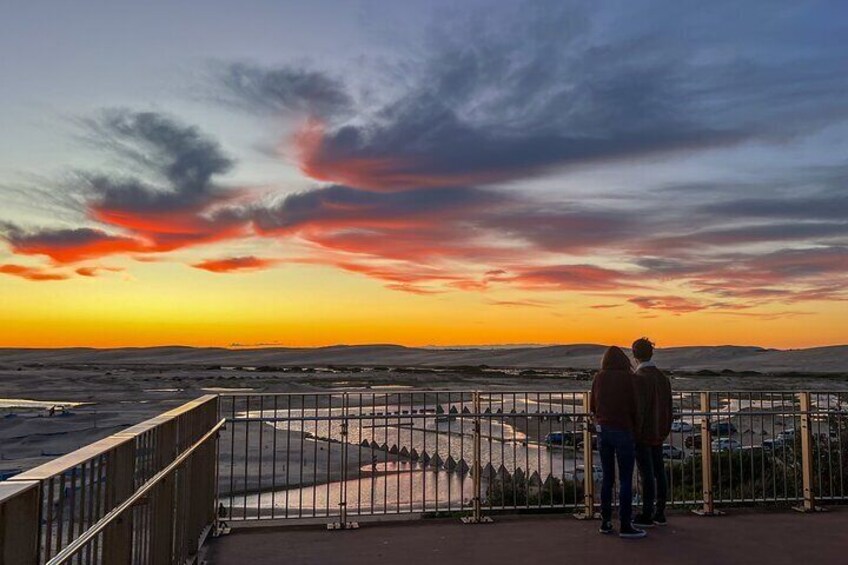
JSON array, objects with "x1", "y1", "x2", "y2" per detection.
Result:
[{"x1": 205, "y1": 508, "x2": 847, "y2": 565}]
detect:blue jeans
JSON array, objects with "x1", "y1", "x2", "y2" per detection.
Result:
[
  {"x1": 635, "y1": 444, "x2": 667, "y2": 517},
  {"x1": 598, "y1": 427, "x2": 635, "y2": 526}
]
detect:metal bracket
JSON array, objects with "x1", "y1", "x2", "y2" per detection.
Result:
[
  {"x1": 327, "y1": 521, "x2": 360, "y2": 530},
  {"x1": 792, "y1": 505, "x2": 828, "y2": 513},
  {"x1": 692, "y1": 509, "x2": 725, "y2": 516},
  {"x1": 460, "y1": 515, "x2": 493, "y2": 524},
  {"x1": 213, "y1": 521, "x2": 232, "y2": 536}
]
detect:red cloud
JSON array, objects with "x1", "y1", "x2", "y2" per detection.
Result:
[
  {"x1": 192, "y1": 256, "x2": 277, "y2": 273},
  {"x1": 507, "y1": 265, "x2": 633, "y2": 291},
  {"x1": 294, "y1": 120, "x2": 507, "y2": 191},
  {"x1": 629, "y1": 295, "x2": 705, "y2": 314},
  {"x1": 0, "y1": 264, "x2": 69, "y2": 281},
  {"x1": 5, "y1": 228, "x2": 148, "y2": 264},
  {"x1": 74, "y1": 266, "x2": 123, "y2": 277}
]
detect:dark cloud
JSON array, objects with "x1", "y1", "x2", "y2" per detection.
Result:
[
  {"x1": 647, "y1": 222, "x2": 848, "y2": 252},
  {"x1": 2, "y1": 226, "x2": 147, "y2": 263},
  {"x1": 226, "y1": 4, "x2": 848, "y2": 191},
  {"x1": 212, "y1": 62, "x2": 353, "y2": 118},
  {"x1": 82, "y1": 109, "x2": 235, "y2": 214},
  {"x1": 250, "y1": 184, "x2": 507, "y2": 235}
]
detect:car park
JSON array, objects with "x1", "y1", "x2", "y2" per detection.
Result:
[
  {"x1": 544, "y1": 431, "x2": 583, "y2": 448},
  {"x1": 671, "y1": 420, "x2": 694, "y2": 433},
  {"x1": 662, "y1": 444, "x2": 685, "y2": 459},
  {"x1": 685, "y1": 435, "x2": 703, "y2": 449},
  {"x1": 710, "y1": 421, "x2": 737, "y2": 435},
  {"x1": 711, "y1": 438, "x2": 742, "y2": 452}
]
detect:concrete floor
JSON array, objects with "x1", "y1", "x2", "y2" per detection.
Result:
[{"x1": 204, "y1": 508, "x2": 847, "y2": 565}]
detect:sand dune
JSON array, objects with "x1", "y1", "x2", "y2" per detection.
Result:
[{"x1": 0, "y1": 344, "x2": 846, "y2": 372}]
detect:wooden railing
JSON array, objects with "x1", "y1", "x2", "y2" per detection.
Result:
[{"x1": 0, "y1": 395, "x2": 221, "y2": 565}]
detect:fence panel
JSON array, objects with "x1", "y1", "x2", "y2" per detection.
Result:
[
  {"x1": 5, "y1": 395, "x2": 219, "y2": 564},
  {"x1": 219, "y1": 389, "x2": 848, "y2": 524}
]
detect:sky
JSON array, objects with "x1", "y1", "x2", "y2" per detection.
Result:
[{"x1": 1, "y1": 0, "x2": 847, "y2": 348}]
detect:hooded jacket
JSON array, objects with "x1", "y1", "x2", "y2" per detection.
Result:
[{"x1": 590, "y1": 346, "x2": 638, "y2": 432}]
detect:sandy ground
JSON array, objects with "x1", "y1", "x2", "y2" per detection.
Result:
[{"x1": 2, "y1": 362, "x2": 848, "y2": 478}]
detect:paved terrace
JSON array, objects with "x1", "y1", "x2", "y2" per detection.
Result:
[{"x1": 204, "y1": 508, "x2": 847, "y2": 565}]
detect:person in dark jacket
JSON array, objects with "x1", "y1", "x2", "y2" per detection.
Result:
[
  {"x1": 631, "y1": 338, "x2": 673, "y2": 527},
  {"x1": 590, "y1": 346, "x2": 645, "y2": 539}
]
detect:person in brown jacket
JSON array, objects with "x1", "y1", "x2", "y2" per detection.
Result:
[
  {"x1": 590, "y1": 346, "x2": 646, "y2": 538},
  {"x1": 631, "y1": 338, "x2": 673, "y2": 527}
]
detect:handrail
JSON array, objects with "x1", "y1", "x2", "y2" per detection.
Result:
[
  {"x1": 11, "y1": 394, "x2": 219, "y2": 481},
  {"x1": 45, "y1": 418, "x2": 226, "y2": 565}
]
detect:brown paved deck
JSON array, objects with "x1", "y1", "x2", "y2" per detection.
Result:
[{"x1": 204, "y1": 509, "x2": 848, "y2": 565}]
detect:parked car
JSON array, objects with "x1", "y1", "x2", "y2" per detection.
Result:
[
  {"x1": 710, "y1": 421, "x2": 737, "y2": 435},
  {"x1": 545, "y1": 431, "x2": 583, "y2": 448},
  {"x1": 711, "y1": 438, "x2": 742, "y2": 452},
  {"x1": 573, "y1": 464, "x2": 603, "y2": 483},
  {"x1": 671, "y1": 420, "x2": 694, "y2": 433},
  {"x1": 661, "y1": 444, "x2": 685, "y2": 460},
  {"x1": 762, "y1": 438, "x2": 789, "y2": 450},
  {"x1": 685, "y1": 435, "x2": 703, "y2": 449},
  {"x1": 777, "y1": 429, "x2": 796, "y2": 442}
]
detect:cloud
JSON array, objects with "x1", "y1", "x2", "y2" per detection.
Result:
[
  {"x1": 80, "y1": 110, "x2": 248, "y2": 251},
  {"x1": 227, "y1": 4, "x2": 848, "y2": 191},
  {"x1": 75, "y1": 266, "x2": 123, "y2": 277},
  {"x1": 0, "y1": 264, "x2": 68, "y2": 281},
  {"x1": 250, "y1": 184, "x2": 507, "y2": 236},
  {"x1": 2, "y1": 111, "x2": 251, "y2": 265},
  {"x1": 212, "y1": 62, "x2": 353, "y2": 118},
  {"x1": 192, "y1": 256, "x2": 277, "y2": 273},
  {"x1": 4, "y1": 3, "x2": 848, "y2": 312},
  {"x1": 2, "y1": 226, "x2": 147, "y2": 263},
  {"x1": 629, "y1": 295, "x2": 705, "y2": 314},
  {"x1": 506, "y1": 264, "x2": 634, "y2": 292},
  {"x1": 488, "y1": 299, "x2": 550, "y2": 308}
]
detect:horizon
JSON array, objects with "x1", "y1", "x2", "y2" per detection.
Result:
[
  {"x1": 2, "y1": 1, "x2": 847, "y2": 348},
  {"x1": 1, "y1": 341, "x2": 845, "y2": 352}
]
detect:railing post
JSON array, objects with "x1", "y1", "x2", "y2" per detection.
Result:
[
  {"x1": 794, "y1": 392, "x2": 825, "y2": 513},
  {"x1": 102, "y1": 440, "x2": 136, "y2": 564},
  {"x1": 0, "y1": 480, "x2": 40, "y2": 565},
  {"x1": 329, "y1": 392, "x2": 357, "y2": 530},
  {"x1": 693, "y1": 392, "x2": 722, "y2": 516},
  {"x1": 150, "y1": 419, "x2": 177, "y2": 565},
  {"x1": 462, "y1": 391, "x2": 492, "y2": 524},
  {"x1": 575, "y1": 391, "x2": 596, "y2": 519}
]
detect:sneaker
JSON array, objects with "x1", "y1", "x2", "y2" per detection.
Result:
[
  {"x1": 619, "y1": 524, "x2": 647, "y2": 539},
  {"x1": 632, "y1": 514, "x2": 655, "y2": 528},
  {"x1": 599, "y1": 520, "x2": 614, "y2": 535},
  {"x1": 653, "y1": 513, "x2": 668, "y2": 526}
]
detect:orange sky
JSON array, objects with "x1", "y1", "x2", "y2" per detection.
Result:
[
  {"x1": 1, "y1": 259, "x2": 844, "y2": 348},
  {"x1": 2, "y1": 5, "x2": 847, "y2": 349}
]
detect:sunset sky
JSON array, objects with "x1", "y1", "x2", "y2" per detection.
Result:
[{"x1": 1, "y1": 1, "x2": 846, "y2": 348}]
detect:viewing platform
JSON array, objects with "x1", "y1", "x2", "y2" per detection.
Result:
[
  {"x1": 204, "y1": 510, "x2": 848, "y2": 565},
  {"x1": 2, "y1": 390, "x2": 847, "y2": 564}
]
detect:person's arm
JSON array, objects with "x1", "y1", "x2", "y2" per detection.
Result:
[
  {"x1": 630, "y1": 377, "x2": 640, "y2": 433},
  {"x1": 665, "y1": 375, "x2": 674, "y2": 436},
  {"x1": 590, "y1": 374, "x2": 598, "y2": 415}
]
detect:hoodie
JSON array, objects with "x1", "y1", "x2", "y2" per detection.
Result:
[{"x1": 590, "y1": 346, "x2": 638, "y2": 432}]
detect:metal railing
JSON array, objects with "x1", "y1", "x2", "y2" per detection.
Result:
[
  {"x1": 0, "y1": 395, "x2": 221, "y2": 564},
  {"x1": 3, "y1": 389, "x2": 847, "y2": 564},
  {"x1": 217, "y1": 390, "x2": 848, "y2": 524}
]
